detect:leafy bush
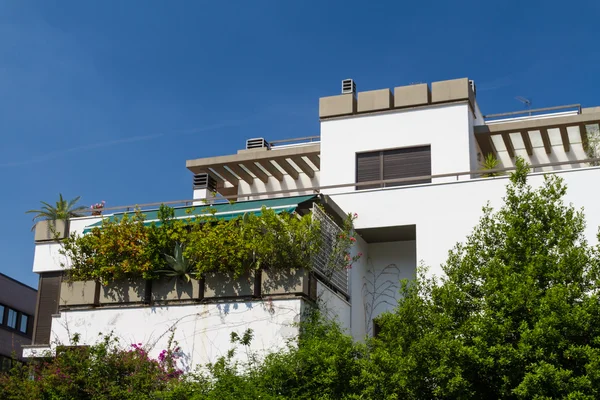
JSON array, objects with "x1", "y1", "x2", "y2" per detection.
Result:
[{"x1": 61, "y1": 205, "x2": 358, "y2": 283}]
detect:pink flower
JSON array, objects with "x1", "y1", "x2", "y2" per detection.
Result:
[
  {"x1": 357, "y1": 252, "x2": 363, "y2": 257},
  {"x1": 350, "y1": 237, "x2": 356, "y2": 242},
  {"x1": 353, "y1": 213, "x2": 358, "y2": 218}
]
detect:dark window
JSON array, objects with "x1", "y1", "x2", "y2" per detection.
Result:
[
  {"x1": 373, "y1": 319, "x2": 382, "y2": 337},
  {"x1": 7, "y1": 309, "x2": 17, "y2": 329},
  {"x1": 19, "y1": 314, "x2": 28, "y2": 334},
  {"x1": 0, "y1": 305, "x2": 4, "y2": 325},
  {"x1": 356, "y1": 145, "x2": 432, "y2": 190}
]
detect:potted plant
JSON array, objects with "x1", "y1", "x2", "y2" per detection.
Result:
[
  {"x1": 27, "y1": 194, "x2": 87, "y2": 241},
  {"x1": 91, "y1": 201, "x2": 106, "y2": 216},
  {"x1": 152, "y1": 243, "x2": 201, "y2": 301}
]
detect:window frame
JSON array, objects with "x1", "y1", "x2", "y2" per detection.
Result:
[
  {"x1": 355, "y1": 145, "x2": 432, "y2": 190},
  {"x1": 19, "y1": 314, "x2": 29, "y2": 334},
  {"x1": 6, "y1": 308, "x2": 17, "y2": 329}
]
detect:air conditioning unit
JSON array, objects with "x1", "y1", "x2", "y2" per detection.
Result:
[
  {"x1": 469, "y1": 80, "x2": 476, "y2": 97},
  {"x1": 246, "y1": 138, "x2": 271, "y2": 150},
  {"x1": 342, "y1": 79, "x2": 356, "y2": 94},
  {"x1": 193, "y1": 173, "x2": 216, "y2": 191}
]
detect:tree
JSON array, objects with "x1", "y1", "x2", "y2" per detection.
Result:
[
  {"x1": 361, "y1": 158, "x2": 600, "y2": 399},
  {"x1": 26, "y1": 193, "x2": 88, "y2": 230}
]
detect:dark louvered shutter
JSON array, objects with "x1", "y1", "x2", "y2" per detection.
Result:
[
  {"x1": 356, "y1": 152, "x2": 381, "y2": 190},
  {"x1": 383, "y1": 145, "x2": 431, "y2": 187},
  {"x1": 33, "y1": 272, "x2": 61, "y2": 345}
]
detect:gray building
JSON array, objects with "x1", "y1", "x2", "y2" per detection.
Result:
[{"x1": 0, "y1": 273, "x2": 36, "y2": 371}]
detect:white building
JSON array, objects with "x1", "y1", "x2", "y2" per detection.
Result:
[{"x1": 24, "y1": 77, "x2": 600, "y2": 370}]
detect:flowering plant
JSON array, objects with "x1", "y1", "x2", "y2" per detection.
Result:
[
  {"x1": 90, "y1": 200, "x2": 105, "y2": 216},
  {"x1": 331, "y1": 212, "x2": 363, "y2": 270}
]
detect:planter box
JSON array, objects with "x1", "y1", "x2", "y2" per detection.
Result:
[
  {"x1": 204, "y1": 271, "x2": 259, "y2": 299},
  {"x1": 34, "y1": 220, "x2": 69, "y2": 242},
  {"x1": 151, "y1": 278, "x2": 201, "y2": 302},
  {"x1": 261, "y1": 268, "x2": 316, "y2": 299},
  {"x1": 60, "y1": 280, "x2": 98, "y2": 307},
  {"x1": 99, "y1": 279, "x2": 149, "y2": 304}
]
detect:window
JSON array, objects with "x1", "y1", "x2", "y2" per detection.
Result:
[
  {"x1": 356, "y1": 145, "x2": 432, "y2": 190},
  {"x1": 19, "y1": 314, "x2": 28, "y2": 334},
  {"x1": 0, "y1": 305, "x2": 4, "y2": 325},
  {"x1": 7, "y1": 309, "x2": 17, "y2": 329}
]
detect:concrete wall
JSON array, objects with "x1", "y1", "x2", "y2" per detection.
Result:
[
  {"x1": 348, "y1": 235, "x2": 369, "y2": 340},
  {"x1": 320, "y1": 102, "x2": 473, "y2": 191},
  {"x1": 47, "y1": 298, "x2": 303, "y2": 371},
  {"x1": 32, "y1": 216, "x2": 102, "y2": 273},
  {"x1": 329, "y1": 167, "x2": 600, "y2": 278},
  {"x1": 362, "y1": 241, "x2": 416, "y2": 336},
  {"x1": 316, "y1": 281, "x2": 351, "y2": 332}
]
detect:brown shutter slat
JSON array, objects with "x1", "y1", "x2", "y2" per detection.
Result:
[
  {"x1": 33, "y1": 272, "x2": 61, "y2": 345},
  {"x1": 383, "y1": 145, "x2": 431, "y2": 187},
  {"x1": 356, "y1": 151, "x2": 381, "y2": 190}
]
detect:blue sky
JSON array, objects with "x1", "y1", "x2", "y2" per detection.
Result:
[{"x1": 1, "y1": 0, "x2": 599, "y2": 288}]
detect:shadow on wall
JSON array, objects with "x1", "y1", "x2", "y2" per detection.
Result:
[
  {"x1": 100, "y1": 278, "x2": 149, "y2": 304},
  {"x1": 362, "y1": 261, "x2": 402, "y2": 336}
]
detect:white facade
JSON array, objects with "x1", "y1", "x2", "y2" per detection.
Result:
[{"x1": 28, "y1": 77, "x2": 600, "y2": 370}]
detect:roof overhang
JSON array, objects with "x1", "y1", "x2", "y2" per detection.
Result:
[
  {"x1": 186, "y1": 144, "x2": 321, "y2": 188},
  {"x1": 475, "y1": 110, "x2": 600, "y2": 162}
]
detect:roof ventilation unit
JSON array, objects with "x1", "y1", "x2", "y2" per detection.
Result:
[
  {"x1": 193, "y1": 173, "x2": 216, "y2": 191},
  {"x1": 469, "y1": 79, "x2": 476, "y2": 97},
  {"x1": 246, "y1": 138, "x2": 271, "y2": 150},
  {"x1": 341, "y1": 79, "x2": 356, "y2": 94}
]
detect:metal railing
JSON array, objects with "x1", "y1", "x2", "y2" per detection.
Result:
[
  {"x1": 74, "y1": 156, "x2": 600, "y2": 217},
  {"x1": 311, "y1": 205, "x2": 349, "y2": 297},
  {"x1": 484, "y1": 104, "x2": 581, "y2": 120},
  {"x1": 269, "y1": 136, "x2": 320, "y2": 147}
]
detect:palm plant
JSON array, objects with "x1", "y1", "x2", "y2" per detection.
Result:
[
  {"x1": 158, "y1": 243, "x2": 194, "y2": 282},
  {"x1": 481, "y1": 153, "x2": 501, "y2": 177},
  {"x1": 26, "y1": 194, "x2": 88, "y2": 231}
]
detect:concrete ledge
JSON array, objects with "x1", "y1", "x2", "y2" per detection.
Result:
[
  {"x1": 431, "y1": 78, "x2": 474, "y2": 110},
  {"x1": 151, "y1": 278, "x2": 201, "y2": 302},
  {"x1": 100, "y1": 279, "x2": 148, "y2": 304},
  {"x1": 394, "y1": 84, "x2": 430, "y2": 108},
  {"x1": 319, "y1": 94, "x2": 356, "y2": 118},
  {"x1": 261, "y1": 268, "x2": 312, "y2": 297},
  {"x1": 204, "y1": 271, "x2": 259, "y2": 298},
  {"x1": 35, "y1": 220, "x2": 68, "y2": 242},
  {"x1": 357, "y1": 89, "x2": 392, "y2": 113},
  {"x1": 60, "y1": 280, "x2": 98, "y2": 307}
]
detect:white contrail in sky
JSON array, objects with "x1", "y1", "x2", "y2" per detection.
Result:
[{"x1": 0, "y1": 119, "x2": 252, "y2": 168}]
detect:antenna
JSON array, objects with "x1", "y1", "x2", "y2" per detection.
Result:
[{"x1": 515, "y1": 96, "x2": 532, "y2": 115}]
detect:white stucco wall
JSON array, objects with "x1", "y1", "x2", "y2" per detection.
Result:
[
  {"x1": 362, "y1": 241, "x2": 416, "y2": 336},
  {"x1": 330, "y1": 167, "x2": 600, "y2": 278},
  {"x1": 48, "y1": 298, "x2": 303, "y2": 371},
  {"x1": 33, "y1": 216, "x2": 102, "y2": 273},
  {"x1": 348, "y1": 234, "x2": 369, "y2": 341},
  {"x1": 316, "y1": 281, "x2": 351, "y2": 332},
  {"x1": 320, "y1": 102, "x2": 473, "y2": 191}
]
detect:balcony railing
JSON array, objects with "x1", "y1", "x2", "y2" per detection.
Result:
[{"x1": 73, "y1": 156, "x2": 600, "y2": 217}]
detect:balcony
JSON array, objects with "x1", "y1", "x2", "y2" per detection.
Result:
[{"x1": 53, "y1": 195, "x2": 352, "y2": 313}]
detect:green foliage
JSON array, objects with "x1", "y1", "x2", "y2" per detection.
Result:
[
  {"x1": 20, "y1": 160, "x2": 600, "y2": 398},
  {"x1": 362, "y1": 157, "x2": 600, "y2": 399},
  {"x1": 26, "y1": 193, "x2": 88, "y2": 231},
  {"x1": 61, "y1": 205, "x2": 358, "y2": 283},
  {"x1": 157, "y1": 243, "x2": 194, "y2": 282},
  {"x1": 0, "y1": 334, "x2": 183, "y2": 400},
  {"x1": 481, "y1": 152, "x2": 501, "y2": 177}
]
